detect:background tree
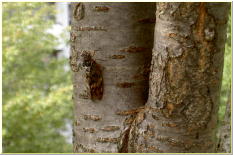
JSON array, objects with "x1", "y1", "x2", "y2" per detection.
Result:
[
  {"x1": 218, "y1": 13, "x2": 231, "y2": 121},
  {"x1": 217, "y1": 12, "x2": 231, "y2": 153},
  {"x1": 3, "y1": 3, "x2": 72, "y2": 153}
]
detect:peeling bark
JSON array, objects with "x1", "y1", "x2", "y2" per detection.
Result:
[
  {"x1": 71, "y1": 2, "x2": 230, "y2": 153},
  {"x1": 127, "y1": 2, "x2": 230, "y2": 153}
]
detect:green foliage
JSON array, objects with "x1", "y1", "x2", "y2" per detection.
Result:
[
  {"x1": 3, "y1": 3, "x2": 72, "y2": 153},
  {"x1": 219, "y1": 14, "x2": 232, "y2": 121}
]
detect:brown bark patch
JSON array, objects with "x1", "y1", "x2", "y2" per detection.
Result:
[
  {"x1": 83, "y1": 128, "x2": 97, "y2": 133},
  {"x1": 81, "y1": 51, "x2": 104, "y2": 101},
  {"x1": 93, "y1": 6, "x2": 109, "y2": 12},
  {"x1": 166, "y1": 103, "x2": 175, "y2": 115},
  {"x1": 116, "y1": 82, "x2": 135, "y2": 88},
  {"x1": 110, "y1": 55, "x2": 125, "y2": 59},
  {"x1": 100, "y1": 126, "x2": 120, "y2": 131},
  {"x1": 96, "y1": 137, "x2": 119, "y2": 144},
  {"x1": 196, "y1": 3, "x2": 206, "y2": 41},
  {"x1": 83, "y1": 114, "x2": 102, "y2": 121},
  {"x1": 162, "y1": 122, "x2": 178, "y2": 128},
  {"x1": 194, "y1": 3, "x2": 215, "y2": 71},
  {"x1": 116, "y1": 107, "x2": 144, "y2": 116}
]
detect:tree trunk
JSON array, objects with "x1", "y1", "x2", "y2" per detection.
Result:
[
  {"x1": 217, "y1": 90, "x2": 231, "y2": 153},
  {"x1": 70, "y1": 2, "x2": 230, "y2": 153},
  {"x1": 70, "y1": 2, "x2": 155, "y2": 153},
  {"x1": 127, "y1": 2, "x2": 230, "y2": 153}
]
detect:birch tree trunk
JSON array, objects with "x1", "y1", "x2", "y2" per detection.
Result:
[
  {"x1": 70, "y1": 2, "x2": 155, "y2": 153},
  {"x1": 127, "y1": 2, "x2": 230, "y2": 153}
]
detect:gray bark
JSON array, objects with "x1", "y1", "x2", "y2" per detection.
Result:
[
  {"x1": 70, "y1": 2, "x2": 230, "y2": 153},
  {"x1": 217, "y1": 91, "x2": 231, "y2": 153},
  {"x1": 70, "y1": 2, "x2": 155, "y2": 153},
  {"x1": 127, "y1": 2, "x2": 230, "y2": 153}
]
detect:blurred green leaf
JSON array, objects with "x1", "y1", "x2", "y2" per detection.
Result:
[
  {"x1": 219, "y1": 14, "x2": 231, "y2": 123},
  {"x1": 3, "y1": 2, "x2": 72, "y2": 153}
]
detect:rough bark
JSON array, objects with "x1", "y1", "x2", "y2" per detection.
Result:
[
  {"x1": 70, "y1": 2, "x2": 155, "y2": 153},
  {"x1": 70, "y1": 2, "x2": 230, "y2": 153},
  {"x1": 127, "y1": 2, "x2": 230, "y2": 153},
  {"x1": 217, "y1": 91, "x2": 231, "y2": 153}
]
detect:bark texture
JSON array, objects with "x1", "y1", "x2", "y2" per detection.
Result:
[
  {"x1": 217, "y1": 92, "x2": 231, "y2": 153},
  {"x1": 70, "y1": 2, "x2": 230, "y2": 153},
  {"x1": 127, "y1": 2, "x2": 230, "y2": 153},
  {"x1": 70, "y1": 2, "x2": 155, "y2": 153}
]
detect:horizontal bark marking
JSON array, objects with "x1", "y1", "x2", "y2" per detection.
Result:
[
  {"x1": 83, "y1": 114, "x2": 102, "y2": 121},
  {"x1": 74, "y1": 26, "x2": 107, "y2": 31},
  {"x1": 161, "y1": 122, "x2": 178, "y2": 128},
  {"x1": 83, "y1": 127, "x2": 97, "y2": 133},
  {"x1": 100, "y1": 126, "x2": 120, "y2": 131},
  {"x1": 93, "y1": 5, "x2": 109, "y2": 12},
  {"x1": 116, "y1": 107, "x2": 144, "y2": 116},
  {"x1": 116, "y1": 82, "x2": 135, "y2": 88},
  {"x1": 110, "y1": 55, "x2": 125, "y2": 59},
  {"x1": 96, "y1": 137, "x2": 119, "y2": 144}
]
